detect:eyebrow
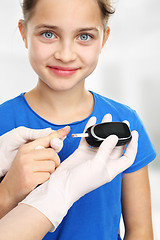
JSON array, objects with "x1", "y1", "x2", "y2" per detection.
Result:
[
  {"x1": 34, "y1": 24, "x2": 99, "y2": 33},
  {"x1": 35, "y1": 25, "x2": 58, "y2": 31}
]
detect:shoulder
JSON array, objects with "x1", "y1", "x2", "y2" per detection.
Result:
[
  {"x1": 0, "y1": 93, "x2": 26, "y2": 135},
  {"x1": 92, "y1": 91, "x2": 156, "y2": 172},
  {"x1": 0, "y1": 93, "x2": 25, "y2": 111},
  {"x1": 92, "y1": 91, "x2": 137, "y2": 122}
]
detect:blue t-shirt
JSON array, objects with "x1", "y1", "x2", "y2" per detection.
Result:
[{"x1": 0, "y1": 92, "x2": 156, "y2": 240}]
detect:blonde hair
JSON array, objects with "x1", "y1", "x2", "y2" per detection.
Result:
[{"x1": 22, "y1": 0, "x2": 115, "y2": 27}]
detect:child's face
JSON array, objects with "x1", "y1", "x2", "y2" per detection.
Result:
[{"x1": 20, "y1": 0, "x2": 110, "y2": 92}]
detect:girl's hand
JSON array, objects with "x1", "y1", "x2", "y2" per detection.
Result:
[
  {"x1": 0, "y1": 126, "x2": 70, "y2": 216},
  {"x1": 0, "y1": 127, "x2": 54, "y2": 177},
  {"x1": 21, "y1": 114, "x2": 138, "y2": 232}
]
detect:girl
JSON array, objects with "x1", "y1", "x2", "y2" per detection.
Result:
[{"x1": 0, "y1": 0, "x2": 156, "y2": 239}]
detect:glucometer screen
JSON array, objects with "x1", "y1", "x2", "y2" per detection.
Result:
[{"x1": 94, "y1": 122, "x2": 131, "y2": 139}]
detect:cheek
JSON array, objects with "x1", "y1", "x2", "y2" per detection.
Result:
[
  {"x1": 81, "y1": 44, "x2": 101, "y2": 67},
  {"x1": 28, "y1": 40, "x2": 51, "y2": 66}
]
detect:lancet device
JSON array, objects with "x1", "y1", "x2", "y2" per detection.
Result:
[{"x1": 72, "y1": 122, "x2": 132, "y2": 147}]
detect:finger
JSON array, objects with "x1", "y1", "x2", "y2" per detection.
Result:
[
  {"x1": 79, "y1": 116, "x2": 97, "y2": 146},
  {"x1": 95, "y1": 135, "x2": 118, "y2": 163},
  {"x1": 35, "y1": 146, "x2": 45, "y2": 150},
  {"x1": 24, "y1": 126, "x2": 70, "y2": 151},
  {"x1": 16, "y1": 127, "x2": 53, "y2": 141},
  {"x1": 84, "y1": 116, "x2": 97, "y2": 133},
  {"x1": 50, "y1": 138, "x2": 63, "y2": 153},
  {"x1": 10, "y1": 127, "x2": 53, "y2": 150},
  {"x1": 33, "y1": 172, "x2": 51, "y2": 187},
  {"x1": 31, "y1": 148, "x2": 61, "y2": 168},
  {"x1": 101, "y1": 113, "x2": 112, "y2": 123},
  {"x1": 36, "y1": 138, "x2": 64, "y2": 153},
  {"x1": 122, "y1": 131, "x2": 139, "y2": 164},
  {"x1": 109, "y1": 145, "x2": 125, "y2": 160},
  {"x1": 123, "y1": 120, "x2": 130, "y2": 128},
  {"x1": 48, "y1": 126, "x2": 70, "y2": 141},
  {"x1": 33, "y1": 160, "x2": 56, "y2": 174},
  {"x1": 111, "y1": 131, "x2": 138, "y2": 175}
]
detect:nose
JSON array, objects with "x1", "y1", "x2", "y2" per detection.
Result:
[{"x1": 54, "y1": 40, "x2": 76, "y2": 63}]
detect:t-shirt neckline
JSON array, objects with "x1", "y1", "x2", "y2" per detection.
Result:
[{"x1": 21, "y1": 91, "x2": 97, "y2": 127}]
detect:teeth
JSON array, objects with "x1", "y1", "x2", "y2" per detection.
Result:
[{"x1": 72, "y1": 133, "x2": 89, "y2": 138}]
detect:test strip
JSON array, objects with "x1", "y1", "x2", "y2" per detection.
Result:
[{"x1": 72, "y1": 133, "x2": 89, "y2": 138}]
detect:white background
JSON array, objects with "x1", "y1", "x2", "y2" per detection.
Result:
[{"x1": 0, "y1": 0, "x2": 160, "y2": 238}]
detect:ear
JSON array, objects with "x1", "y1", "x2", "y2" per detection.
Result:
[
  {"x1": 102, "y1": 26, "x2": 110, "y2": 48},
  {"x1": 18, "y1": 19, "x2": 28, "y2": 49}
]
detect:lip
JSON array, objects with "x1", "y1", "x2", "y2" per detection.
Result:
[{"x1": 48, "y1": 66, "x2": 79, "y2": 77}]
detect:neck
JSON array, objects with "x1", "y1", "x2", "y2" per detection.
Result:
[{"x1": 25, "y1": 80, "x2": 94, "y2": 124}]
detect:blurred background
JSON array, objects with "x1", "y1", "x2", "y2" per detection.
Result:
[{"x1": 0, "y1": 0, "x2": 159, "y2": 238}]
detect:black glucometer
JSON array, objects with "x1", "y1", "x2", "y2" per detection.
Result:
[{"x1": 72, "y1": 122, "x2": 132, "y2": 147}]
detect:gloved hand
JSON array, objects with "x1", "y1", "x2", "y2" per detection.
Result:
[
  {"x1": 21, "y1": 115, "x2": 138, "y2": 232},
  {"x1": 0, "y1": 127, "x2": 54, "y2": 177}
]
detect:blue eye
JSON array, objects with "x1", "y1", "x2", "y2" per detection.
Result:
[
  {"x1": 42, "y1": 31, "x2": 55, "y2": 39},
  {"x1": 78, "y1": 34, "x2": 91, "y2": 41}
]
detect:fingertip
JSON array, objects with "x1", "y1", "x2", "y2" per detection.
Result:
[
  {"x1": 95, "y1": 135, "x2": 119, "y2": 162},
  {"x1": 131, "y1": 130, "x2": 139, "y2": 141},
  {"x1": 83, "y1": 116, "x2": 97, "y2": 132},
  {"x1": 48, "y1": 126, "x2": 70, "y2": 140},
  {"x1": 101, "y1": 113, "x2": 112, "y2": 123},
  {"x1": 132, "y1": 130, "x2": 139, "y2": 137},
  {"x1": 123, "y1": 120, "x2": 130, "y2": 128},
  {"x1": 106, "y1": 134, "x2": 119, "y2": 145},
  {"x1": 99, "y1": 135, "x2": 118, "y2": 152},
  {"x1": 50, "y1": 138, "x2": 63, "y2": 153},
  {"x1": 87, "y1": 116, "x2": 97, "y2": 126},
  {"x1": 63, "y1": 126, "x2": 71, "y2": 135}
]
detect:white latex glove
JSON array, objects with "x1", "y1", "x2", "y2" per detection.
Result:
[
  {"x1": 21, "y1": 115, "x2": 138, "y2": 232},
  {"x1": 0, "y1": 127, "x2": 54, "y2": 177}
]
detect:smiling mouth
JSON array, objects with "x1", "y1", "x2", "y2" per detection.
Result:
[{"x1": 48, "y1": 66, "x2": 79, "y2": 76}]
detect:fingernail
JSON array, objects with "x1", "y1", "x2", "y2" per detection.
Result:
[{"x1": 35, "y1": 146, "x2": 45, "y2": 150}]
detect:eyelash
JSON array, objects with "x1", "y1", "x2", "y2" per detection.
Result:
[
  {"x1": 78, "y1": 33, "x2": 93, "y2": 42},
  {"x1": 40, "y1": 31, "x2": 94, "y2": 43},
  {"x1": 41, "y1": 31, "x2": 56, "y2": 39}
]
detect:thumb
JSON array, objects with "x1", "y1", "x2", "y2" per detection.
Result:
[
  {"x1": 118, "y1": 130, "x2": 139, "y2": 171},
  {"x1": 95, "y1": 135, "x2": 118, "y2": 162},
  {"x1": 104, "y1": 131, "x2": 138, "y2": 180}
]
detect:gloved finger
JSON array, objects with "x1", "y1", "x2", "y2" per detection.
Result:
[
  {"x1": 15, "y1": 127, "x2": 54, "y2": 142},
  {"x1": 95, "y1": 135, "x2": 119, "y2": 164},
  {"x1": 32, "y1": 148, "x2": 61, "y2": 168},
  {"x1": 23, "y1": 126, "x2": 70, "y2": 151},
  {"x1": 36, "y1": 138, "x2": 63, "y2": 153},
  {"x1": 79, "y1": 116, "x2": 97, "y2": 146},
  {"x1": 122, "y1": 130, "x2": 138, "y2": 164},
  {"x1": 84, "y1": 116, "x2": 97, "y2": 133},
  {"x1": 123, "y1": 120, "x2": 130, "y2": 128},
  {"x1": 110, "y1": 131, "x2": 138, "y2": 177},
  {"x1": 101, "y1": 113, "x2": 112, "y2": 123},
  {"x1": 109, "y1": 145, "x2": 125, "y2": 160},
  {"x1": 50, "y1": 138, "x2": 63, "y2": 153},
  {"x1": 9, "y1": 127, "x2": 54, "y2": 150}
]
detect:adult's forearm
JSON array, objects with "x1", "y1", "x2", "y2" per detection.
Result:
[{"x1": 0, "y1": 204, "x2": 52, "y2": 240}]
